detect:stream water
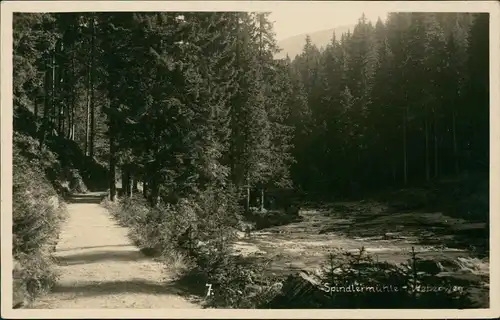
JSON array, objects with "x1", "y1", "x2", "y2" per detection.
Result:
[{"x1": 232, "y1": 204, "x2": 489, "y2": 305}]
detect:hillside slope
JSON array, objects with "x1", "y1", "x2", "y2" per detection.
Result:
[{"x1": 275, "y1": 25, "x2": 354, "y2": 59}]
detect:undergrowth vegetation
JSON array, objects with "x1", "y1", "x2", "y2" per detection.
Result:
[
  {"x1": 105, "y1": 184, "x2": 287, "y2": 308},
  {"x1": 12, "y1": 133, "x2": 69, "y2": 308},
  {"x1": 264, "y1": 247, "x2": 478, "y2": 308},
  {"x1": 319, "y1": 248, "x2": 472, "y2": 308}
]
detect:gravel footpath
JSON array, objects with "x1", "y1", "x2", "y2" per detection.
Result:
[{"x1": 29, "y1": 194, "x2": 200, "y2": 309}]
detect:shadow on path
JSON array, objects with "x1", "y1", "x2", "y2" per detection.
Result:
[
  {"x1": 65, "y1": 192, "x2": 108, "y2": 204},
  {"x1": 51, "y1": 280, "x2": 186, "y2": 298},
  {"x1": 56, "y1": 250, "x2": 149, "y2": 266},
  {"x1": 57, "y1": 244, "x2": 130, "y2": 252},
  {"x1": 49, "y1": 279, "x2": 204, "y2": 305}
]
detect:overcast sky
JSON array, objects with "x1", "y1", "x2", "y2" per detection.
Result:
[{"x1": 269, "y1": 7, "x2": 390, "y2": 41}]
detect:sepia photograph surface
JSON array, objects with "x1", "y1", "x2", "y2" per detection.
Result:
[{"x1": 1, "y1": 1, "x2": 499, "y2": 319}]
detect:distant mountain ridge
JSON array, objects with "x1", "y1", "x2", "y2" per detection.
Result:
[{"x1": 275, "y1": 25, "x2": 354, "y2": 60}]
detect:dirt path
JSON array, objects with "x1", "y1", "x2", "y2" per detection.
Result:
[{"x1": 29, "y1": 193, "x2": 200, "y2": 309}]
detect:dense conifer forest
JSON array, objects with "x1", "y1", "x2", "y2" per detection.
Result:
[
  {"x1": 14, "y1": 12, "x2": 489, "y2": 200},
  {"x1": 12, "y1": 11, "x2": 489, "y2": 309}
]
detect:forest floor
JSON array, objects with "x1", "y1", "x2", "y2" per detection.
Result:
[
  {"x1": 233, "y1": 200, "x2": 490, "y2": 307},
  {"x1": 28, "y1": 193, "x2": 201, "y2": 309}
]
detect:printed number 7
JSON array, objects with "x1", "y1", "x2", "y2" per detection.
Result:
[{"x1": 206, "y1": 283, "x2": 213, "y2": 297}]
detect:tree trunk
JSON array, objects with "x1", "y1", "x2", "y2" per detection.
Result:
[
  {"x1": 403, "y1": 106, "x2": 408, "y2": 186},
  {"x1": 149, "y1": 175, "x2": 159, "y2": 207},
  {"x1": 34, "y1": 97, "x2": 38, "y2": 120},
  {"x1": 230, "y1": 14, "x2": 241, "y2": 187},
  {"x1": 85, "y1": 61, "x2": 91, "y2": 156},
  {"x1": 260, "y1": 187, "x2": 265, "y2": 211},
  {"x1": 125, "y1": 167, "x2": 132, "y2": 198},
  {"x1": 40, "y1": 56, "x2": 52, "y2": 150},
  {"x1": 71, "y1": 47, "x2": 77, "y2": 140},
  {"x1": 60, "y1": 61, "x2": 67, "y2": 136},
  {"x1": 121, "y1": 168, "x2": 127, "y2": 198},
  {"x1": 51, "y1": 48, "x2": 56, "y2": 128},
  {"x1": 69, "y1": 94, "x2": 76, "y2": 140},
  {"x1": 132, "y1": 177, "x2": 138, "y2": 193},
  {"x1": 143, "y1": 180, "x2": 148, "y2": 199},
  {"x1": 60, "y1": 89, "x2": 65, "y2": 136},
  {"x1": 56, "y1": 40, "x2": 64, "y2": 136},
  {"x1": 452, "y1": 108, "x2": 459, "y2": 175},
  {"x1": 109, "y1": 119, "x2": 117, "y2": 202},
  {"x1": 89, "y1": 15, "x2": 96, "y2": 159},
  {"x1": 130, "y1": 175, "x2": 134, "y2": 197},
  {"x1": 65, "y1": 81, "x2": 70, "y2": 140},
  {"x1": 126, "y1": 171, "x2": 131, "y2": 197},
  {"x1": 245, "y1": 174, "x2": 250, "y2": 213},
  {"x1": 434, "y1": 111, "x2": 439, "y2": 179},
  {"x1": 122, "y1": 166, "x2": 132, "y2": 198},
  {"x1": 392, "y1": 158, "x2": 397, "y2": 184},
  {"x1": 425, "y1": 117, "x2": 430, "y2": 181}
]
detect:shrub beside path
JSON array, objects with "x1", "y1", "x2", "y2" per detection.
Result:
[{"x1": 29, "y1": 193, "x2": 201, "y2": 309}]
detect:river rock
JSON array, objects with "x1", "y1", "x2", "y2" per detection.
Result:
[
  {"x1": 265, "y1": 270, "x2": 330, "y2": 308},
  {"x1": 415, "y1": 258, "x2": 445, "y2": 275}
]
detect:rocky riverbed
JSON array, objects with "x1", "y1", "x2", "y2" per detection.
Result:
[{"x1": 232, "y1": 201, "x2": 489, "y2": 307}]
